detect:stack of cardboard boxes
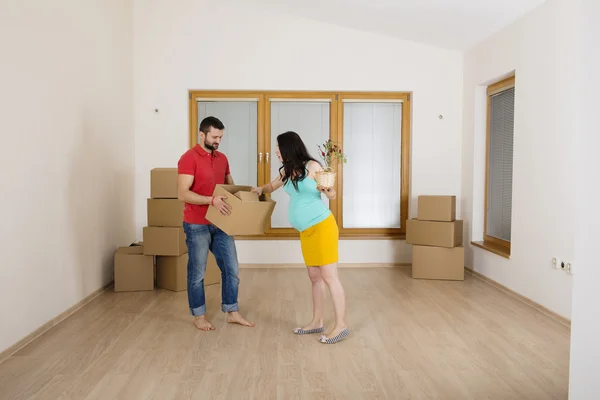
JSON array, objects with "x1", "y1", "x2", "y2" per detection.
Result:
[
  {"x1": 113, "y1": 168, "x2": 220, "y2": 293},
  {"x1": 144, "y1": 168, "x2": 220, "y2": 291},
  {"x1": 406, "y1": 195, "x2": 464, "y2": 281},
  {"x1": 113, "y1": 172, "x2": 278, "y2": 293}
]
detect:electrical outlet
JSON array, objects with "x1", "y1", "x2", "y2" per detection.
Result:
[
  {"x1": 552, "y1": 257, "x2": 561, "y2": 269},
  {"x1": 566, "y1": 262, "x2": 573, "y2": 275}
]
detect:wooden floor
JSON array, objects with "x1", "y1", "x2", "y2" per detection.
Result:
[{"x1": 0, "y1": 267, "x2": 570, "y2": 399}]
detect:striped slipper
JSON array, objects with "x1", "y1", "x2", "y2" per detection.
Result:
[
  {"x1": 319, "y1": 328, "x2": 350, "y2": 344},
  {"x1": 293, "y1": 326, "x2": 324, "y2": 335}
]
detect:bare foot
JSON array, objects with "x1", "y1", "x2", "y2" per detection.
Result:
[
  {"x1": 194, "y1": 315, "x2": 215, "y2": 331},
  {"x1": 324, "y1": 325, "x2": 347, "y2": 340},
  {"x1": 227, "y1": 311, "x2": 255, "y2": 327}
]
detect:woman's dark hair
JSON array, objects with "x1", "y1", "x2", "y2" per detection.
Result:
[{"x1": 277, "y1": 131, "x2": 319, "y2": 191}]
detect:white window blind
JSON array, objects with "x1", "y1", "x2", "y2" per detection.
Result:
[
  {"x1": 486, "y1": 88, "x2": 515, "y2": 242},
  {"x1": 197, "y1": 101, "x2": 258, "y2": 187},
  {"x1": 342, "y1": 102, "x2": 402, "y2": 228},
  {"x1": 269, "y1": 101, "x2": 330, "y2": 229}
]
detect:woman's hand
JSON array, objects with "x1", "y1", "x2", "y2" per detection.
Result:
[
  {"x1": 251, "y1": 187, "x2": 264, "y2": 196},
  {"x1": 318, "y1": 186, "x2": 336, "y2": 199}
]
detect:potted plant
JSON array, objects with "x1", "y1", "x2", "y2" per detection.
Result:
[{"x1": 315, "y1": 139, "x2": 347, "y2": 189}]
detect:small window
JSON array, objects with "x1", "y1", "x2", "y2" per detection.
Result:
[{"x1": 484, "y1": 76, "x2": 515, "y2": 256}]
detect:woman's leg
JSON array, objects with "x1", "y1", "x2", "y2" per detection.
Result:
[
  {"x1": 308, "y1": 266, "x2": 326, "y2": 327},
  {"x1": 320, "y1": 263, "x2": 348, "y2": 338},
  {"x1": 295, "y1": 267, "x2": 326, "y2": 333}
]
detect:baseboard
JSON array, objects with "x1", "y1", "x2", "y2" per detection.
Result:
[
  {"x1": 239, "y1": 263, "x2": 410, "y2": 268},
  {"x1": 464, "y1": 267, "x2": 571, "y2": 328},
  {"x1": 0, "y1": 281, "x2": 114, "y2": 365}
]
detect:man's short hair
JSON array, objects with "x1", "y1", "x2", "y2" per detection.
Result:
[{"x1": 199, "y1": 116, "x2": 225, "y2": 134}]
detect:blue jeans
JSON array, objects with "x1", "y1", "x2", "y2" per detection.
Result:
[{"x1": 182, "y1": 222, "x2": 240, "y2": 316}]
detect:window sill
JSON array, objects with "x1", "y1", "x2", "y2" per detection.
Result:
[{"x1": 471, "y1": 241, "x2": 511, "y2": 259}]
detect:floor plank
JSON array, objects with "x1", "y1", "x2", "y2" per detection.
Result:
[{"x1": 0, "y1": 268, "x2": 570, "y2": 400}]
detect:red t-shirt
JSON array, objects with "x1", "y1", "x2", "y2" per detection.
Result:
[{"x1": 177, "y1": 145, "x2": 231, "y2": 225}]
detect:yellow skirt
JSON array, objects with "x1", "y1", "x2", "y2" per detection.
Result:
[{"x1": 300, "y1": 213, "x2": 339, "y2": 266}]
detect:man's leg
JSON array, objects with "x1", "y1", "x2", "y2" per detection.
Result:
[
  {"x1": 183, "y1": 222, "x2": 214, "y2": 331},
  {"x1": 210, "y1": 226, "x2": 255, "y2": 327}
]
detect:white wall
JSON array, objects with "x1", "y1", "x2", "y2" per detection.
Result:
[
  {"x1": 0, "y1": 0, "x2": 134, "y2": 353},
  {"x1": 461, "y1": 0, "x2": 577, "y2": 319},
  {"x1": 133, "y1": 0, "x2": 464, "y2": 264},
  {"x1": 569, "y1": 0, "x2": 600, "y2": 396}
]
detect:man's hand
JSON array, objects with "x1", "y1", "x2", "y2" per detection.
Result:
[{"x1": 213, "y1": 195, "x2": 232, "y2": 216}]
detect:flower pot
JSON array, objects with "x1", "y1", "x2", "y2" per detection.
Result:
[{"x1": 315, "y1": 169, "x2": 336, "y2": 189}]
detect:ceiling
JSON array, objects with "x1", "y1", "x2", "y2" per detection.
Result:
[{"x1": 236, "y1": 0, "x2": 546, "y2": 51}]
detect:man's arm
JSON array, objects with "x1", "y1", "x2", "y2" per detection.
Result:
[
  {"x1": 177, "y1": 153, "x2": 231, "y2": 215},
  {"x1": 225, "y1": 174, "x2": 234, "y2": 185},
  {"x1": 178, "y1": 174, "x2": 231, "y2": 215},
  {"x1": 178, "y1": 174, "x2": 212, "y2": 205}
]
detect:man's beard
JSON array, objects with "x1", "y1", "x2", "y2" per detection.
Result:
[{"x1": 205, "y1": 141, "x2": 218, "y2": 151}]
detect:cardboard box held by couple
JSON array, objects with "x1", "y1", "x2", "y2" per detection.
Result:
[{"x1": 205, "y1": 185, "x2": 277, "y2": 236}]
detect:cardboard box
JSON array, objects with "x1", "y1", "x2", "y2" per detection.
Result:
[
  {"x1": 143, "y1": 226, "x2": 187, "y2": 256},
  {"x1": 128, "y1": 241, "x2": 156, "y2": 279},
  {"x1": 235, "y1": 191, "x2": 259, "y2": 202},
  {"x1": 417, "y1": 195, "x2": 456, "y2": 222},
  {"x1": 114, "y1": 246, "x2": 155, "y2": 292},
  {"x1": 151, "y1": 168, "x2": 179, "y2": 199},
  {"x1": 147, "y1": 198, "x2": 184, "y2": 227},
  {"x1": 406, "y1": 219, "x2": 463, "y2": 248},
  {"x1": 206, "y1": 185, "x2": 276, "y2": 236},
  {"x1": 412, "y1": 245, "x2": 464, "y2": 281},
  {"x1": 157, "y1": 251, "x2": 221, "y2": 292}
]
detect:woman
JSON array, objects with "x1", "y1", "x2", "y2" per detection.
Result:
[{"x1": 252, "y1": 131, "x2": 349, "y2": 344}]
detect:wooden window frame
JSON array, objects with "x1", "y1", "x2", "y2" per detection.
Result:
[
  {"x1": 263, "y1": 92, "x2": 339, "y2": 237},
  {"x1": 188, "y1": 90, "x2": 411, "y2": 240},
  {"x1": 334, "y1": 92, "x2": 410, "y2": 239},
  {"x1": 475, "y1": 76, "x2": 515, "y2": 258}
]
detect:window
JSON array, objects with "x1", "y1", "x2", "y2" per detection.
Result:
[
  {"x1": 339, "y1": 97, "x2": 405, "y2": 235},
  {"x1": 197, "y1": 99, "x2": 259, "y2": 187},
  {"x1": 480, "y1": 76, "x2": 515, "y2": 257},
  {"x1": 188, "y1": 90, "x2": 411, "y2": 239},
  {"x1": 267, "y1": 97, "x2": 332, "y2": 233}
]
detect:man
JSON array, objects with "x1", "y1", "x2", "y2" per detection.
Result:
[{"x1": 177, "y1": 116, "x2": 254, "y2": 331}]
